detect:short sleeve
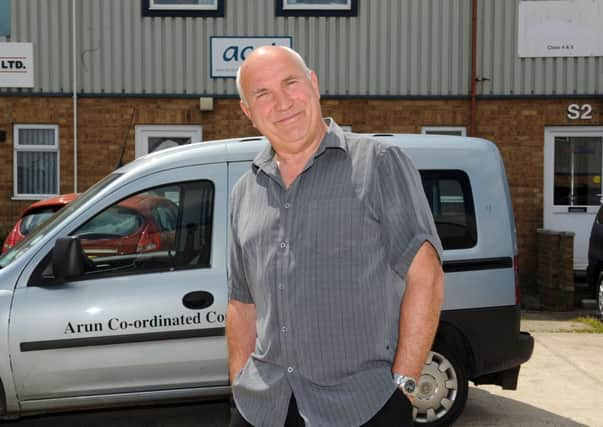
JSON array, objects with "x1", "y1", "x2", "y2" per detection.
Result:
[
  {"x1": 374, "y1": 145, "x2": 443, "y2": 279},
  {"x1": 228, "y1": 186, "x2": 254, "y2": 304}
]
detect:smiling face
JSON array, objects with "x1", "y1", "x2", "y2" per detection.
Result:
[{"x1": 238, "y1": 47, "x2": 326, "y2": 156}]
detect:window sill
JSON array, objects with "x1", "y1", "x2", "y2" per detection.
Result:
[{"x1": 11, "y1": 195, "x2": 58, "y2": 202}]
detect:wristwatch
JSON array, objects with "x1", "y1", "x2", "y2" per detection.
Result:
[{"x1": 392, "y1": 373, "x2": 417, "y2": 397}]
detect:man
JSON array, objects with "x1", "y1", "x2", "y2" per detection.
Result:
[{"x1": 227, "y1": 46, "x2": 444, "y2": 427}]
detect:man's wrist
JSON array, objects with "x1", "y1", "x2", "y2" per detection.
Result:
[{"x1": 392, "y1": 372, "x2": 418, "y2": 396}]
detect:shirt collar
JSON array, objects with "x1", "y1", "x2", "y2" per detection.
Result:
[{"x1": 252, "y1": 118, "x2": 348, "y2": 176}]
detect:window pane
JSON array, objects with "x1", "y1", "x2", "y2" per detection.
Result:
[
  {"x1": 174, "y1": 181, "x2": 214, "y2": 268},
  {"x1": 278, "y1": 0, "x2": 355, "y2": 15},
  {"x1": 420, "y1": 170, "x2": 477, "y2": 250},
  {"x1": 152, "y1": 204, "x2": 178, "y2": 232},
  {"x1": 148, "y1": 137, "x2": 191, "y2": 153},
  {"x1": 20, "y1": 208, "x2": 58, "y2": 235},
  {"x1": 18, "y1": 128, "x2": 55, "y2": 146},
  {"x1": 425, "y1": 130, "x2": 464, "y2": 136},
  {"x1": 77, "y1": 207, "x2": 144, "y2": 238},
  {"x1": 154, "y1": 0, "x2": 215, "y2": 4},
  {"x1": 151, "y1": 0, "x2": 217, "y2": 8},
  {"x1": 554, "y1": 136, "x2": 602, "y2": 206},
  {"x1": 17, "y1": 151, "x2": 58, "y2": 195},
  {"x1": 68, "y1": 181, "x2": 214, "y2": 278},
  {"x1": 286, "y1": 0, "x2": 349, "y2": 5}
]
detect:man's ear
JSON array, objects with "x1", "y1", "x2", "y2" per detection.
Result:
[
  {"x1": 239, "y1": 100, "x2": 256, "y2": 128},
  {"x1": 310, "y1": 70, "x2": 321, "y2": 100}
]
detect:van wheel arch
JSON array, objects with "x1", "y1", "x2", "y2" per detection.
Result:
[{"x1": 434, "y1": 321, "x2": 475, "y2": 376}]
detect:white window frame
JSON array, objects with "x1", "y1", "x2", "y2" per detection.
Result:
[
  {"x1": 13, "y1": 124, "x2": 60, "y2": 200},
  {"x1": 135, "y1": 125, "x2": 202, "y2": 158},
  {"x1": 544, "y1": 126, "x2": 603, "y2": 214},
  {"x1": 142, "y1": 0, "x2": 224, "y2": 17},
  {"x1": 282, "y1": 0, "x2": 352, "y2": 10},
  {"x1": 148, "y1": 0, "x2": 219, "y2": 11},
  {"x1": 276, "y1": 0, "x2": 357, "y2": 16},
  {"x1": 421, "y1": 126, "x2": 467, "y2": 137}
]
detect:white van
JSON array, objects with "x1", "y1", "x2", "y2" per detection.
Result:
[{"x1": 0, "y1": 134, "x2": 533, "y2": 426}]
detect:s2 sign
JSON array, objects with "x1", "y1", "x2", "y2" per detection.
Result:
[
  {"x1": 567, "y1": 104, "x2": 593, "y2": 120},
  {"x1": 210, "y1": 37, "x2": 292, "y2": 78}
]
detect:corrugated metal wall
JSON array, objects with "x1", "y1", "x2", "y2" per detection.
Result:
[
  {"x1": 478, "y1": 0, "x2": 603, "y2": 95},
  {"x1": 5, "y1": 0, "x2": 602, "y2": 96}
]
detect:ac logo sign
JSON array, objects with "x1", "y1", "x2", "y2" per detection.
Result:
[
  {"x1": 222, "y1": 45, "x2": 258, "y2": 62},
  {"x1": 210, "y1": 37, "x2": 292, "y2": 78}
]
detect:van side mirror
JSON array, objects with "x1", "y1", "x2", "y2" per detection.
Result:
[{"x1": 53, "y1": 236, "x2": 92, "y2": 280}]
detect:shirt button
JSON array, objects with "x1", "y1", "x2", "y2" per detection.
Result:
[
  {"x1": 279, "y1": 242, "x2": 288, "y2": 249},
  {"x1": 284, "y1": 202, "x2": 291, "y2": 209},
  {"x1": 278, "y1": 283, "x2": 284, "y2": 290},
  {"x1": 281, "y1": 326, "x2": 288, "y2": 333},
  {"x1": 287, "y1": 366, "x2": 294, "y2": 374}
]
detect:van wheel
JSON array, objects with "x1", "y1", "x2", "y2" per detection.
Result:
[{"x1": 412, "y1": 343, "x2": 468, "y2": 426}]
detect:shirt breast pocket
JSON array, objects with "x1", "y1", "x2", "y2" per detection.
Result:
[{"x1": 305, "y1": 197, "x2": 368, "y2": 259}]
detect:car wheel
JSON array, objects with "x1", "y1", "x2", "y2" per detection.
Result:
[
  {"x1": 598, "y1": 277, "x2": 603, "y2": 320},
  {"x1": 412, "y1": 343, "x2": 468, "y2": 426}
]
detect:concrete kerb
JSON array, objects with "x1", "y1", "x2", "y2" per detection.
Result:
[{"x1": 521, "y1": 309, "x2": 601, "y2": 333}]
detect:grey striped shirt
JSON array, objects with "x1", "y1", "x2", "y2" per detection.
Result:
[{"x1": 228, "y1": 119, "x2": 442, "y2": 427}]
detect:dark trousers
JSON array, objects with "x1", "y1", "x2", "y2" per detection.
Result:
[{"x1": 229, "y1": 389, "x2": 413, "y2": 427}]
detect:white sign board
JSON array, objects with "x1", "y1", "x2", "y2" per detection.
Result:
[
  {"x1": 210, "y1": 37, "x2": 292, "y2": 78},
  {"x1": 518, "y1": 0, "x2": 603, "y2": 57},
  {"x1": 0, "y1": 42, "x2": 34, "y2": 87}
]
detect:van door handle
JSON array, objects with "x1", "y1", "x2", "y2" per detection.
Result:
[{"x1": 182, "y1": 291, "x2": 214, "y2": 309}]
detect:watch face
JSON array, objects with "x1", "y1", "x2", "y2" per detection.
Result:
[{"x1": 404, "y1": 379, "x2": 416, "y2": 394}]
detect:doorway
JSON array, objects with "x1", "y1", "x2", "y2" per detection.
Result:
[{"x1": 544, "y1": 126, "x2": 603, "y2": 271}]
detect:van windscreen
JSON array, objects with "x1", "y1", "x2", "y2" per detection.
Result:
[{"x1": 0, "y1": 174, "x2": 122, "y2": 268}]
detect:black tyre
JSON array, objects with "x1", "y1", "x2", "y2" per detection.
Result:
[{"x1": 412, "y1": 341, "x2": 469, "y2": 426}]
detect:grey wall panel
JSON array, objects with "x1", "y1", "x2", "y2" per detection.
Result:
[
  {"x1": 478, "y1": 0, "x2": 602, "y2": 95},
  {"x1": 6, "y1": 0, "x2": 600, "y2": 96},
  {"x1": 7, "y1": 0, "x2": 475, "y2": 96}
]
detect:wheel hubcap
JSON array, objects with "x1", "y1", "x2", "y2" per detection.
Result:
[
  {"x1": 413, "y1": 351, "x2": 459, "y2": 423},
  {"x1": 598, "y1": 281, "x2": 603, "y2": 317}
]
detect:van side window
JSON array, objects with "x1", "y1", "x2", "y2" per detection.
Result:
[
  {"x1": 420, "y1": 170, "x2": 477, "y2": 250},
  {"x1": 34, "y1": 180, "x2": 214, "y2": 283}
]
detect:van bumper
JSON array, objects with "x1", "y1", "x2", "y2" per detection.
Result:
[{"x1": 440, "y1": 305, "x2": 534, "y2": 390}]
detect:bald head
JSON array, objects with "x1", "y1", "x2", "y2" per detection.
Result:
[{"x1": 236, "y1": 46, "x2": 311, "y2": 106}]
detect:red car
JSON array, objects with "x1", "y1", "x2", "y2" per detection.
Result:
[
  {"x1": 76, "y1": 193, "x2": 177, "y2": 258},
  {"x1": 2, "y1": 193, "x2": 178, "y2": 257},
  {"x1": 2, "y1": 193, "x2": 78, "y2": 254}
]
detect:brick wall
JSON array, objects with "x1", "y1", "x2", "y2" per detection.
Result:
[
  {"x1": 476, "y1": 98, "x2": 603, "y2": 295},
  {"x1": 0, "y1": 95, "x2": 602, "y2": 297},
  {"x1": 537, "y1": 229, "x2": 575, "y2": 311}
]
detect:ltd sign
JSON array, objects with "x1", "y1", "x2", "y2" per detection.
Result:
[
  {"x1": 0, "y1": 43, "x2": 34, "y2": 88},
  {"x1": 210, "y1": 37, "x2": 292, "y2": 78}
]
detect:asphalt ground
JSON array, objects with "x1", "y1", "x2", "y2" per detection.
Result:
[{"x1": 3, "y1": 310, "x2": 603, "y2": 426}]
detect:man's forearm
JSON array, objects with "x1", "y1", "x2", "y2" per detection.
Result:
[
  {"x1": 392, "y1": 243, "x2": 445, "y2": 379},
  {"x1": 226, "y1": 300, "x2": 257, "y2": 382}
]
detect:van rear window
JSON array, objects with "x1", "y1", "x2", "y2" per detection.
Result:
[{"x1": 420, "y1": 170, "x2": 477, "y2": 250}]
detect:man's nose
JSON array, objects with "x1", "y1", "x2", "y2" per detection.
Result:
[{"x1": 273, "y1": 90, "x2": 293, "y2": 110}]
